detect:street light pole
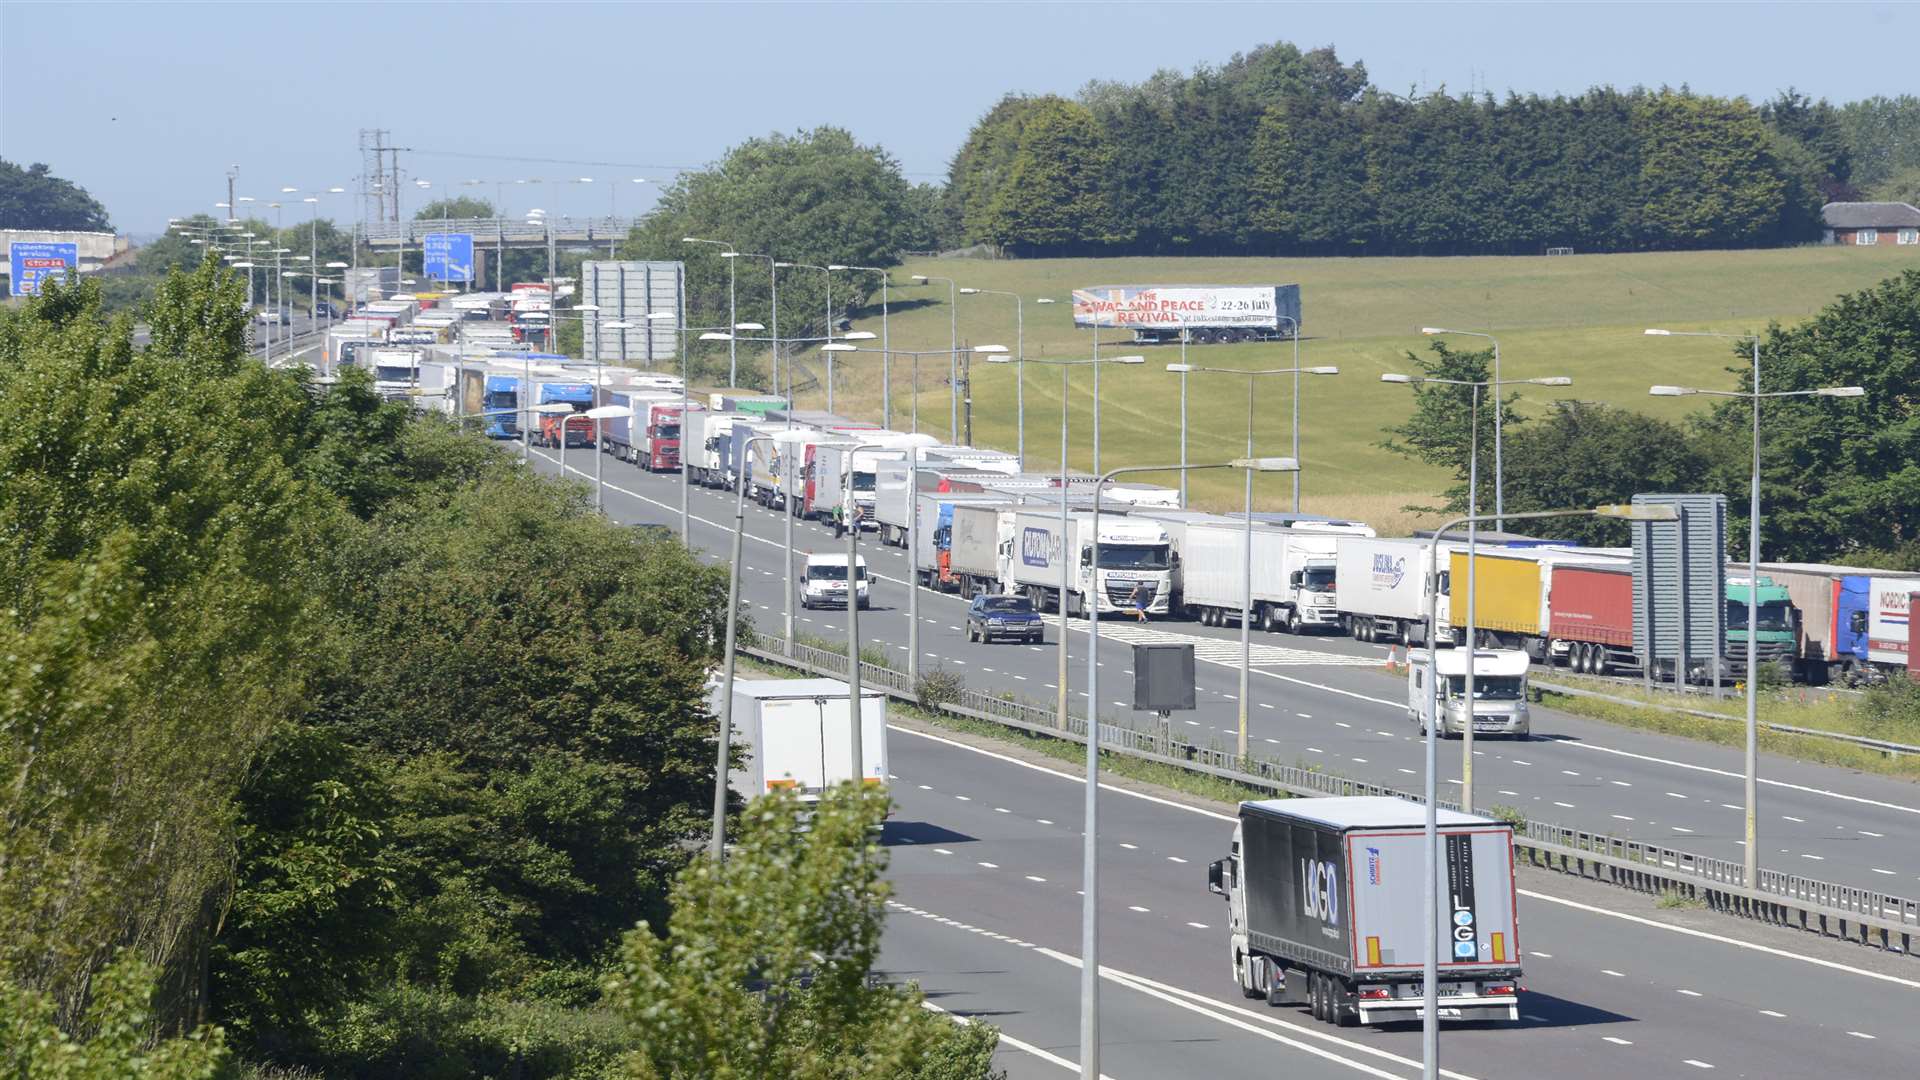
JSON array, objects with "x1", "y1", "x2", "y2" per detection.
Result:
[
  {"x1": 1081, "y1": 457, "x2": 1287, "y2": 1080},
  {"x1": 1646, "y1": 330, "x2": 1864, "y2": 887},
  {"x1": 713, "y1": 435, "x2": 777, "y2": 860},
  {"x1": 842, "y1": 442, "x2": 886, "y2": 783},
  {"x1": 1383, "y1": 369, "x2": 1572, "y2": 812},
  {"x1": 681, "y1": 237, "x2": 737, "y2": 386},
  {"x1": 1415, "y1": 502, "x2": 1675, "y2": 1080},
  {"x1": 911, "y1": 275, "x2": 959, "y2": 440},
  {"x1": 1169, "y1": 363, "x2": 1330, "y2": 754}
]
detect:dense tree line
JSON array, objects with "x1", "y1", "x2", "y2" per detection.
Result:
[
  {"x1": 0, "y1": 262, "x2": 998, "y2": 1077},
  {"x1": 1381, "y1": 269, "x2": 1920, "y2": 564},
  {"x1": 0, "y1": 158, "x2": 112, "y2": 231},
  {"x1": 942, "y1": 44, "x2": 1920, "y2": 258}
]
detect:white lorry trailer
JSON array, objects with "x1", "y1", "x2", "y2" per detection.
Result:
[
  {"x1": 1334, "y1": 538, "x2": 1451, "y2": 645},
  {"x1": 1178, "y1": 521, "x2": 1348, "y2": 633},
  {"x1": 1208, "y1": 796, "x2": 1523, "y2": 1027},
  {"x1": 947, "y1": 503, "x2": 1022, "y2": 597},
  {"x1": 1073, "y1": 283, "x2": 1302, "y2": 346},
  {"x1": 1008, "y1": 509, "x2": 1175, "y2": 616},
  {"x1": 710, "y1": 678, "x2": 887, "y2": 802},
  {"x1": 689, "y1": 412, "x2": 753, "y2": 488}
]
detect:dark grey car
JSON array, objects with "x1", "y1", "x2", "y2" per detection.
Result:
[{"x1": 966, "y1": 594, "x2": 1044, "y2": 644}]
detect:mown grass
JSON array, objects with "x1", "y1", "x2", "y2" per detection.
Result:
[
  {"x1": 759, "y1": 245, "x2": 1920, "y2": 521},
  {"x1": 1533, "y1": 676, "x2": 1920, "y2": 782}
]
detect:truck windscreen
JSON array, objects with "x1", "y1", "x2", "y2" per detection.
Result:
[
  {"x1": 851, "y1": 472, "x2": 877, "y2": 492},
  {"x1": 1726, "y1": 600, "x2": 1793, "y2": 633},
  {"x1": 484, "y1": 391, "x2": 516, "y2": 409},
  {"x1": 1301, "y1": 566, "x2": 1336, "y2": 592},
  {"x1": 1099, "y1": 544, "x2": 1170, "y2": 571},
  {"x1": 1447, "y1": 675, "x2": 1524, "y2": 701},
  {"x1": 654, "y1": 423, "x2": 680, "y2": 439},
  {"x1": 374, "y1": 365, "x2": 415, "y2": 382}
]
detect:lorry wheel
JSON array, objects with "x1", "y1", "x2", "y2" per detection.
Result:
[
  {"x1": 1287, "y1": 609, "x2": 1303, "y2": 634},
  {"x1": 1593, "y1": 648, "x2": 1611, "y2": 676},
  {"x1": 1310, "y1": 973, "x2": 1328, "y2": 1021},
  {"x1": 1335, "y1": 985, "x2": 1359, "y2": 1027}
]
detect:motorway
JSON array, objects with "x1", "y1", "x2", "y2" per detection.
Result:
[
  {"x1": 876, "y1": 721, "x2": 1919, "y2": 1078},
  {"x1": 518, "y1": 440, "x2": 1920, "y2": 897}
]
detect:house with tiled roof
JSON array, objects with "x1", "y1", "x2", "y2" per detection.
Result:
[{"x1": 1821, "y1": 202, "x2": 1920, "y2": 247}]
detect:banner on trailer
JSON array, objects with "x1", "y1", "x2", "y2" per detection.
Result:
[
  {"x1": 1071, "y1": 285, "x2": 1279, "y2": 329},
  {"x1": 9, "y1": 242, "x2": 79, "y2": 296}
]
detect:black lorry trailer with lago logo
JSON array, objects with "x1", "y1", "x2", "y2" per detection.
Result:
[{"x1": 1207, "y1": 796, "x2": 1524, "y2": 1026}]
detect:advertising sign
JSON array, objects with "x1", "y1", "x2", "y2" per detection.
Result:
[
  {"x1": 9, "y1": 242, "x2": 79, "y2": 297},
  {"x1": 422, "y1": 232, "x2": 474, "y2": 283},
  {"x1": 1072, "y1": 285, "x2": 1281, "y2": 330}
]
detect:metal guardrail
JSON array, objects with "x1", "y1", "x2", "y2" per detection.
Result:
[
  {"x1": 1535, "y1": 678, "x2": 1920, "y2": 757},
  {"x1": 749, "y1": 636, "x2": 1917, "y2": 956}
]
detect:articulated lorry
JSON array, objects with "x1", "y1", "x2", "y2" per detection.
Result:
[
  {"x1": 946, "y1": 503, "x2": 1022, "y2": 597},
  {"x1": 533, "y1": 381, "x2": 595, "y2": 448},
  {"x1": 1178, "y1": 521, "x2": 1356, "y2": 633},
  {"x1": 602, "y1": 392, "x2": 697, "y2": 471},
  {"x1": 711, "y1": 678, "x2": 887, "y2": 803},
  {"x1": 1207, "y1": 796, "x2": 1523, "y2": 1027},
  {"x1": 1008, "y1": 509, "x2": 1175, "y2": 616},
  {"x1": 1749, "y1": 564, "x2": 1920, "y2": 684},
  {"x1": 688, "y1": 412, "x2": 753, "y2": 488},
  {"x1": 1073, "y1": 284, "x2": 1302, "y2": 345},
  {"x1": 811, "y1": 440, "x2": 936, "y2": 535},
  {"x1": 1333, "y1": 538, "x2": 1451, "y2": 645}
]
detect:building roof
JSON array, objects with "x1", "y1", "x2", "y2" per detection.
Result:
[{"x1": 1821, "y1": 202, "x2": 1920, "y2": 229}]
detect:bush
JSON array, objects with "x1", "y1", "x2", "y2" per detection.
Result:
[
  {"x1": 1855, "y1": 676, "x2": 1920, "y2": 740},
  {"x1": 916, "y1": 665, "x2": 965, "y2": 710},
  {"x1": 311, "y1": 984, "x2": 635, "y2": 1080}
]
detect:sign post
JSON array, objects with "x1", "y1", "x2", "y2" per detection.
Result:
[
  {"x1": 421, "y1": 233, "x2": 474, "y2": 285},
  {"x1": 9, "y1": 242, "x2": 79, "y2": 297}
]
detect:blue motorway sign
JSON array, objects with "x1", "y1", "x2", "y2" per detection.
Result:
[
  {"x1": 422, "y1": 232, "x2": 474, "y2": 283},
  {"x1": 9, "y1": 242, "x2": 79, "y2": 297}
]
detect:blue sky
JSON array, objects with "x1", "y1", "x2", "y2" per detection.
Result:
[{"x1": 4, "y1": 1, "x2": 1915, "y2": 233}]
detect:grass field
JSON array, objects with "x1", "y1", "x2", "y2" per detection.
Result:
[{"x1": 760, "y1": 246, "x2": 1918, "y2": 528}]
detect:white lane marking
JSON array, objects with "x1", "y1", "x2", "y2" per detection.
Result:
[
  {"x1": 1800, "y1": 854, "x2": 1825, "y2": 861},
  {"x1": 955, "y1": 795, "x2": 971, "y2": 801},
  {"x1": 1858, "y1": 830, "x2": 1884, "y2": 837},
  {"x1": 1677, "y1": 989, "x2": 1702, "y2": 997},
  {"x1": 1352, "y1": 758, "x2": 1369, "y2": 764},
  {"x1": 1683, "y1": 1060, "x2": 1714, "y2": 1070},
  {"x1": 1721, "y1": 803, "x2": 1742, "y2": 810},
  {"x1": 1529, "y1": 951, "x2": 1553, "y2": 958},
  {"x1": 1518, "y1": 889, "x2": 1920, "y2": 989},
  {"x1": 1601, "y1": 969, "x2": 1625, "y2": 977},
  {"x1": 1783, "y1": 814, "x2": 1806, "y2": 823},
  {"x1": 1562, "y1": 770, "x2": 1580, "y2": 776},
  {"x1": 1335, "y1": 721, "x2": 1351, "y2": 728},
  {"x1": 897, "y1": 723, "x2": 1920, "y2": 990},
  {"x1": 1400, "y1": 768, "x2": 1417, "y2": 775},
  {"x1": 933, "y1": 848, "x2": 954, "y2": 855},
  {"x1": 1026, "y1": 875, "x2": 1047, "y2": 883},
  {"x1": 1167, "y1": 855, "x2": 1187, "y2": 863},
  {"x1": 1611, "y1": 780, "x2": 1633, "y2": 787},
  {"x1": 1119, "y1": 842, "x2": 1138, "y2": 850},
  {"x1": 977, "y1": 861, "x2": 998, "y2": 869},
  {"x1": 890, "y1": 725, "x2": 1237, "y2": 822},
  {"x1": 994, "y1": 807, "x2": 1010, "y2": 813},
  {"x1": 1873, "y1": 868, "x2": 1895, "y2": 875},
  {"x1": 1554, "y1": 801, "x2": 1575, "y2": 808},
  {"x1": 1672, "y1": 826, "x2": 1694, "y2": 834},
  {"x1": 1603, "y1": 1036, "x2": 1633, "y2": 1046},
  {"x1": 918, "y1": 784, "x2": 932, "y2": 790},
  {"x1": 1308, "y1": 747, "x2": 1324, "y2": 754},
  {"x1": 1846, "y1": 1031, "x2": 1876, "y2": 1040},
  {"x1": 1612, "y1": 815, "x2": 1635, "y2": 822},
  {"x1": 1128, "y1": 905, "x2": 1150, "y2": 913},
  {"x1": 918, "y1": 1000, "x2": 1107, "y2": 1078},
  {"x1": 1759, "y1": 1009, "x2": 1786, "y2": 1018},
  {"x1": 1564, "y1": 740, "x2": 1920, "y2": 817},
  {"x1": 1186, "y1": 921, "x2": 1210, "y2": 929},
  {"x1": 1038, "y1": 819, "x2": 1054, "y2": 825}
]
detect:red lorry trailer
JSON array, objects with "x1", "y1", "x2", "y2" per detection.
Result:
[{"x1": 1546, "y1": 564, "x2": 1636, "y2": 675}]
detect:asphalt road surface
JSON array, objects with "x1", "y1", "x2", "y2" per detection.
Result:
[{"x1": 519, "y1": 440, "x2": 1920, "y2": 897}]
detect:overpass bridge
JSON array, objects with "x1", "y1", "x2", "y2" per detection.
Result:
[{"x1": 360, "y1": 217, "x2": 637, "y2": 250}]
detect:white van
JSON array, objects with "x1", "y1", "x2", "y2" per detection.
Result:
[
  {"x1": 1407, "y1": 648, "x2": 1532, "y2": 738},
  {"x1": 800, "y1": 553, "x2": 870, "y2": 610}
]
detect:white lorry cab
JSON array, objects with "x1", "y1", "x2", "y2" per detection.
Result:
[
  {"x1": 1407, "y1": 648, "x2": 1532, "y2": 738},
  {"x1": 799, "y1": 553, "x2": 870, "y2": 610}
]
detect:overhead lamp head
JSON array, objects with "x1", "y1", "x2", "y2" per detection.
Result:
[
  {"x1": 584, "y1": 404, "x2": 633, "y2": 419},
  {"x1": 1307, "y1": 365, "x2": 1340, "y2": 375},
  {"x1": 600, "y1": 321, "x2": 635, "y2": 330},
  {"x1": 1817, "y1": 386, "x2": 1866, "y2": 398},
  {"x1": 720, "y1": 251, "x2": 741, "y2": 258},
  {"x1": 644, "y1": 311, "x2": 676, "y2": 321},
  {"x1": 1381, "y1": 373, "x2": 1415, "y2": 384},
  {"x1": 959, "y1": 287, "x2": 980, "y2": 294},
  {"x1": 827, "y1": 264, "x2": 849, "y2": 271},
  {"x1": 773, "y1": 261, "x2": 794, "y2": 268},
  {"x1": 972, "y1": 344, "x2": 1009, "y2": 353},
  {"x1": 281, "y1": 186, "x2": 297, "y2": 193},
  {"x1": 1034, "y1": 297, "x2": 1056, "y2": 304},
  {"x1": 699, "y1": 332, "x2": 734, "y2": 341},
  {"x1": 1648, "y1": 385, "x2": 1693, "y2": 397},
  {"x1": 1420, "y1": 326, "x2": 1445, "y2": 335},
  {"x1": 1112, "y1": 355, "x2": 1146, "y2": 365},
  {"x1": 573, "y1": 304, "x2": 600, "y2": 312},
  {"x1": 820, "y1": 343, "x2": 859, "y2": 352},
  {"x1": 734, "y1": 321, "x2": 765, "y2": 331},
  {"x1": 1644, "y1": 328, "x2": 1673, "y2": 336},
  {"x1": 1532, "y1": 376, "x2": 1574, "y2": 386},
  {"x1": 1166, "y1": 363, "x2": 1196, "y2": 373},
  {"x1": 911, "y1": 274, "x2": 929, "y2": 282},
  {"x1": 1232, "y1": 456, "x2": 1301, "y2": 472},
  {"x1": 326, "y1": 261, "x2": 349, "y2": 268},
  {"x1": 843, "y1": 330, "x2": 877, "y2": 340},
  {"x1": 1594, "y1": 503, "x2": 1678, "y2": 521},
  {"x1": 984, "y1": 356, "x2": 1012, "y2": 364}
]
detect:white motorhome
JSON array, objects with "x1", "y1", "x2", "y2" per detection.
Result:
[{"x1": 1407, "y1": 648, "x2": 1532, "y2": 738}]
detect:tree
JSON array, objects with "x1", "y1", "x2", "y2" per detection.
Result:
[
  {"x1": 1838, "y1": 94, "x2": 1920, "y2": 191},
  {"x1": 1, "y1": 952, "x2": 229, "y2": 1079},
  {"x1": 1690, "y1": 270, "x2": 1920, "y2": 561},
  {"x1": 606, "y1": 785, "x2": 1002, "y2": 1080},
  {"x1": 1376, "y1": 341, "x2": 1522, "y2": 514},
  {"x1": 1630, "y1": 91, "x2": 1810, "y2": 248},
  {"x1": 946, "y1": 95, "x2": 1050, "y2": 246},
  {"x1": 0, "y1": 159, "x2": 111, "y2": 231},
  {"x1": 984, "y1": 98, "x2": 1125, "y2": 255},
  {"x1": 1870, "y1": 164, "x2": 1920, "y2": 206},
  {"x1": 1500, "y1": 402, "x2": 1723, "y2": 545},
  {"x1": 1761, "y1": 88, "x2": 1855, "y2": 199}
]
